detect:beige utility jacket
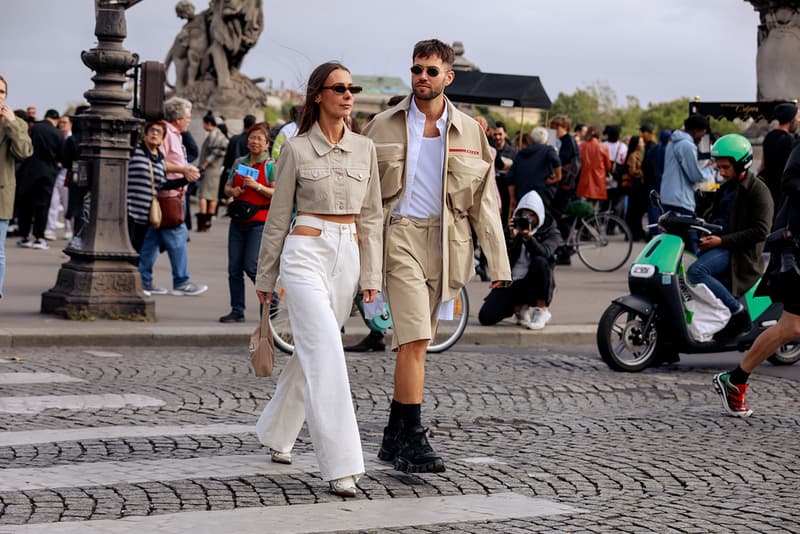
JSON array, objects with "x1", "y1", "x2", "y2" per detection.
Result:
[
  {"x1": 363, "y1": 95, "x2": 511, "y2": 301},
  {"x1": 255, "y1": 122, "x2": 383, "y2": 293},
  {"x1": 0, "y1": 116, "x2": 33, "y2": 219}
]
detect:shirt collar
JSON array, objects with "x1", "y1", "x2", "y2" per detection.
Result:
[
  {"x1": 308, "y1": 121, "x2": 355, "y2": 156},
  {"x1": 409, "y1": 96, "x2": 449, "y2": 130}
]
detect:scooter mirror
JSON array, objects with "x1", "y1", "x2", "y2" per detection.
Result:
[{"x1": 649, "y1": 190, "x2": 663, "y2": 211}]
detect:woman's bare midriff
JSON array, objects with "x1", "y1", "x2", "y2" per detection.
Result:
[
  {"x1": 297, "y1": 211, "x2": 355, "y2": 224},
  {"x1": 292, "y1": 211, "x2": 357, "y2": 237}
]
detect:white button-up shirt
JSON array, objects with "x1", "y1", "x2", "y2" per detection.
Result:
[{"x1": 393, "y1": 97, "x2": 448, "y2": 218}]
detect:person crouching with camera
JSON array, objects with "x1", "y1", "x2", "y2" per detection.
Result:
[{"x1": 478, "y1": 190, "x2": 562, "y2": 330}]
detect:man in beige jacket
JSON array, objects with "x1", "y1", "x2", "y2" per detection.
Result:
[
  {"x1": 363, "y1": 39, "x2": 511, "y2": 474},
  {"x1": 0, "y1": 74, "x2": 33, "y2": 298}
]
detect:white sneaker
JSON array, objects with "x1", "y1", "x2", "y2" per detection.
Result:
[
  {"x1": 527, "y1": 307, "x2": 552, "y2": 330},
  {"x1": 142, "y1": 286, "x2": 168, "y2": 297},
  {"x1": 44, "y1": 229, "x2": 57, "y2": 241},
  {"x1": 171, "y1": 282, "x2": 208, "y2": 296},
  {"x1": 31, "y1": 239, "x2": 49, "y2": 250},
  {"x1": 515, "y1": 306, "x2": 531, "y2": 325},
  {"x1": 63, "y1": 231, "x2": 73, "y2": 241},
  {"x1": 16, "y1": 238, "x2": 32, "y2": 248}
]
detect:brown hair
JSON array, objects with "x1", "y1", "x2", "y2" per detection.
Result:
[
  {"x1": 549, "y1": 114, "x2": 571, "y2": 131},
  {"x1": 586, "y1": 126, "x2": 601, "y2": 140},
  {"x1": 0, "y1": 74, "x2": 7, "y2": 94},
  {"x1": 298, "y1": 61, "x2": 350, "y2": 136},
  {"x1": 412, "y1": 39, "x2": 455, "y2": 65},
  {"x1": 247, "y1": 122, "x2": 270, "y2": 141}
]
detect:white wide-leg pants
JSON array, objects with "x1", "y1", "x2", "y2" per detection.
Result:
[{"x1": 255, "y1": 215, "x2": 364, "y2": 482}]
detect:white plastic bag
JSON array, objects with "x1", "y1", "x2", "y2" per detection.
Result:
[{"x1": 684, "y1": 281, "x2": 732, "y2": 342}]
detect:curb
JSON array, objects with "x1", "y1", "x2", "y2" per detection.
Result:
[{"x1": 0, "y1": 324, "x2": 598, "y2": 349}]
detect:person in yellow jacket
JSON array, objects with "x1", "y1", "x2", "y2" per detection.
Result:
[{"x1": 363, "y1": 39, "x2": 511, "y2": 474}]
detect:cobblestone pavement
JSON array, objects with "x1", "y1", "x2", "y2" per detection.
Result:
[{"x1": 0, "y1": 345, "x2": 798, "y2": 532}]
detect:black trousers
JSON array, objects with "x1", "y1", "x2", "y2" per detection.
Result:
[
  {"x1": 16, "y1": 177, "x2": 55, "y2": 240},
  {"x1": 478, "y1": 256, "x2": 554, "y2": 325}
]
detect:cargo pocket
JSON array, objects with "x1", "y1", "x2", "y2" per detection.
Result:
[
  {"x1": 375, "y1": 143, "x2": 405, "y2": 200},
  {"x1": 446, "y1": 156, "x2": 490, "y2": 212},
  {"x1": 448, "y1": 217, "x2": 474, "y2": 289}
]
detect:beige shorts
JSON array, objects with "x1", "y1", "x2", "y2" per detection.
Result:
[{"x1": 385, "y1": 215, "x2": 442, "y2": 350}]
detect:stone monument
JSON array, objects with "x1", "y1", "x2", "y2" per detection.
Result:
[
  {"x1": 746, "y1": 1, "x2": 800, "y2": 100},
  {"x1": 451, "y1": 41, "x2": 480, "y2": 72},
  {"x1": 165, "y1": 0, "x2": 267, "y2": 119}
]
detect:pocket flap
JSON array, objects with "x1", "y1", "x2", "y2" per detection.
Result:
[
  {"x1": 346, "y1": 168, "x2": 368, "y2": 181},
  {"x1": 447, "y1": 156, "x2": 490, "y2": 179},
  {"x1": 298, "y1": 167, "x2": 331, "y2": 180},
  {"x1": 375, "y1": 143, "x2": 405, "y2": 162}
]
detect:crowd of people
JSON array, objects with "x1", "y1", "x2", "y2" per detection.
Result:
[{"x1": 1, "y1": 40, "x2": 799, "y2": 494}]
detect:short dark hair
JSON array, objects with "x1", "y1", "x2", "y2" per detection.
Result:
[
  {"x1": 412, "y1": 39, "x2": 455, "y2": 65},
  {"x1": 684, "y1": 114, "x2": 709, "y2": 132},
  {"x1": 247, "y1": 122, "x2": 270, "y2": 142},
  {"x1": 44, "y1": 109, "x2": 60, "y2": 120},
  {"x1": 574, "y1": 123, "x2": 585, "y2": 133},
  {"x1": 495, "y1": 120, "x2": 507, "y2": 132},
  {"x1": 242, "y1": 114, "x2": 257, "y2": 129},
  {"x1": 202, "y1": 111, "x2": 216, "y2": 126}
]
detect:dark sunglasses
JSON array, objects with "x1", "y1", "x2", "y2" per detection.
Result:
[
  {"x1": 322, "y1": 84, "x2": 363, "y2": 95},
  {"x1": 410, "y1": 65, "x2": 446, "y2": 77}
]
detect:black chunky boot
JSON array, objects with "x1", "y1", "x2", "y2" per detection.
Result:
[{"x1": 393, "y1": 425, "x2": 446, "y2": 474}]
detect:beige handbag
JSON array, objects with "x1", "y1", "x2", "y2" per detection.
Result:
[
  {"x1": 249, "y1": 306, "x2": 274, "y2": 377},
  {"x1": 148, "y1": 160, "x2": 162, "y2": 229}
]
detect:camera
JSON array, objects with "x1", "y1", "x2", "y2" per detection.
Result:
[{"x1": 514, "y1": 214, "x2": 532, "y2": 231}]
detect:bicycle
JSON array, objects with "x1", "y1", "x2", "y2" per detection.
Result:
[
  {"x1": 559, "y1": 199, "x2": 633, "y2": 272},
  {"x1": 269, "y1": 280, "x2": 470, "y2": 354}
]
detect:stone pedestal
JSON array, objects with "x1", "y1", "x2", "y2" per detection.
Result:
[
  {"x1": 747, "y1": 1, "x2": 800, "y2": 100},
  {"x1": 41, "y1": 2, "x2": 153, "y2": 320}
]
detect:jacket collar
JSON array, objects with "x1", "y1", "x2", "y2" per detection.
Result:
[
  {"x1": 387, "y1": 94, "x2": 464, "y2": 134},
  {"x1": 308, "y1": 121, "x2": 355, "y2": 156}
]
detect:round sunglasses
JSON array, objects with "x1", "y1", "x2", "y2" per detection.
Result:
[
  {"x1": 410, "y1": 65, "x2": 448, "y2": 77},
  {"x1": 322, "y1": 84, "x2": 363, "y2": 95}
]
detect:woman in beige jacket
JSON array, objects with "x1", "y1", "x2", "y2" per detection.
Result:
[{"x1": 254, "y1": 62, "x2": 382, "y2": 498}]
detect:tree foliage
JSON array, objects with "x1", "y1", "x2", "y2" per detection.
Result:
[{"x1": 550, "y1": 83, "x2": 744, "y2": 137}]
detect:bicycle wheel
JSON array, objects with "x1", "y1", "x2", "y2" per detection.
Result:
[
  {"x1": 428, "y1": 287, "x2": 469, "y2": 353},
  {"x1": 269, "y1": 278, "x2": 295, "y2": 354},
  {"x1": 576, "y1": 212, "x2": 633, "y2": 272}
]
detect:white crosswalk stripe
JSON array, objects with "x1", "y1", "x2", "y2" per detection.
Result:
[
  {"x1": 11, "y1": 493, "x2": 585, "y2": 534},
  {"x1": 0, "y1": 394, "x2": 165, "y2": 414},
  {"x1": 0, "y1": 423, "x2": 255, "y2": 447},
  {"x1": 0, "y1": 372, "x2": 84, "y2": 385}
]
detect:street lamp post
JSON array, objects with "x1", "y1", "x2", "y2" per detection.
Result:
[{"x1": 41, "y1": 0, "x2": 154, "y2": 319}]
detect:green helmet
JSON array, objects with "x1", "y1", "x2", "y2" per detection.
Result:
[{"x1": 711, "y1": 134, "x2": 753, "y2": 171}]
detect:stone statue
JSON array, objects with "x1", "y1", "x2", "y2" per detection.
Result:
[
  {"x1": 451, "y1": 41, "x2": 480, "y2": 72},
  {"x1": 747, "y1": 1, "x2": 800, "y2": 100},
  {"x1": 164, "y1": 1, "x2": 208, "y2": 92},
  {"x1": 164, "y1": 0, "x2": 266, "y2": 118}
]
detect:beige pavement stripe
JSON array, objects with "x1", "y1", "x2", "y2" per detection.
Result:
[
  {"x1": 0, "y1": 452, "x2": 387, "y2": 492},
  {"x1": 0, "y1": 358, "x2": 12, "y2": 363},
  {"x1": 0, "y1": 423, "x2": 255, "y2": 447},
  {"x1": 0, "y1": 373, "x2": 84, "y2": 385},
  {"x1": 12, "y1": 493, "x2": 586, "y2": 533},
  {"x1": 0, "y1": 394, "x2": 164, "y2": 414}
]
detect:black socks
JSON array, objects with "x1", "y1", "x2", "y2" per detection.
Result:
[
  {"x1": 388, "y1": 400, "x2": 421, "y2": 431},
  {"x1": 729, "y1": 366, "x2": 750, "y2": 385}
]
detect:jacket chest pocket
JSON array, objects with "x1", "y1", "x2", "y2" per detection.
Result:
[
  {"x1": 345, "y1": 167, "x2": 369, "y2": 207},
  {"x1": 298, "y1": 167, "x2": 332, "y2": 201},
  {"x1": 446, "y1": 156, "x2": 490, "y2": 212},
  {"x1": 375, "y1": 143, "x2": 405, "y2": 200}
]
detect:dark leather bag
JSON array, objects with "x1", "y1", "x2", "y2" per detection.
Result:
[{"x1": 158, "y1": 194, "x2": 185, "y2": 228}]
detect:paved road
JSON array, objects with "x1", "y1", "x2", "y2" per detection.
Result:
[{"x1": 0, "y1": 343, "x2": 797, "y2": 532}]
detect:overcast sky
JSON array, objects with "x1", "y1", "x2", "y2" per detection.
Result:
[{"x1": 1, "y1": 0, "x2": 761, "y2": 115}]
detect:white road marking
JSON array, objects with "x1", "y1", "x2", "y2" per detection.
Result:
[
  {"x1": 0, "y1": 452, "x2": 387, "y2": 492},
  {"x1": 461, "y1": 456, "x2": 508, "y2": 465},
  {"x1": 83, "y1": 350, "x2": 123, "y2": 358},
  {"x1": 12, "y1": 493, "x2": 586, "y2": 533},
  {"x1": 0, "y1": 372, "x2": 84, "y2": 385},
  {"x1": 0, "y1": 423, "x2": 255, "y2": 447},
  {"x1": 0, "y1": 394, "x2": 164, "y2": 414}
]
